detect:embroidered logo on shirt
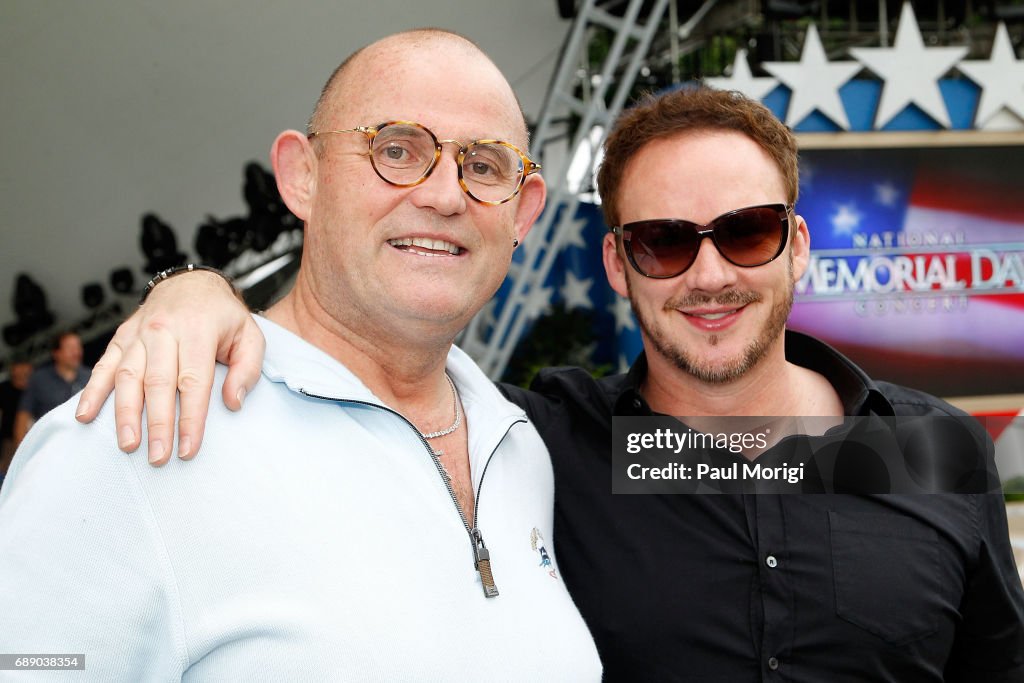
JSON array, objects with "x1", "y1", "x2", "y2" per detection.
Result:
[{"x1": 530, "y1": 528, "x2": 558, "y2": 579}]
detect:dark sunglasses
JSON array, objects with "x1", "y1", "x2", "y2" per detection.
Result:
[{"x1": 610, "y1": 203, "x2": 791, "y2": 278}]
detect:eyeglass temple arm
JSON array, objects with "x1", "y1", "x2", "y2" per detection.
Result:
[{"x1": 307, "y1": 127, "x2": 372, "y2": 140}]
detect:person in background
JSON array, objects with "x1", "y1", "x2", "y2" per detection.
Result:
[
  {"x1": 0, "y1": 358, "x2": 32, "y2": 482},
  {"x1": 13, "y1": 331, "x2": 89, "y2": 446}
]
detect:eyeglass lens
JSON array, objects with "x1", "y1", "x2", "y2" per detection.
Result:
[
  {"x1": 369, "y1": 124, "x2": 525, "y2": 203},
  {"x1": 626, "y1": 205, "x2": 787, "y2": 278}
]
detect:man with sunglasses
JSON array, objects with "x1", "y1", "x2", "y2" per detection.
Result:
[
  {"x1": 0, "y1": 30, "x2": 602, "y2": 679},
  {"x1": 71, "y1": 87, "x2": 1023, "y2": 679}
]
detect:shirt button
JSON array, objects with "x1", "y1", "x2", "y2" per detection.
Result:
[
  {"x1": 766, "y1": 555, "x2": 778, "y2": 568},
  {"x1": 768, "y1": 656, "x2": 779, "y2": 671},
  {"x1": 632, "y1": 398, "x2": 642, "y2": 409}
]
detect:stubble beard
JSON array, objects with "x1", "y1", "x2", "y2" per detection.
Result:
[{"x1": 628, "y1": 257, "x2": 795, "y2": 385}]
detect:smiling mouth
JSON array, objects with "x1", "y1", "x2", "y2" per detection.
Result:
[
  {"x1": 387, "y1": 237, "x2": 463, "y2": 256},
  {"x1": 686, "y1": 309, "x2": 741, "y2": 321}
]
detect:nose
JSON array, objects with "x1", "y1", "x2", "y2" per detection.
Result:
[
  {"x1": 683, "y1": 236, "x2": 738, "y2": 293},
  {"x1": 408, "y1": 142, "x2": 468, "y2": 216},
  {"x1": 410, "y1": 156, "x2": 468, "y2": 215}
]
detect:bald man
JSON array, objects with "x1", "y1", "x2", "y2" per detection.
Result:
[{"x1": 0, "y1": 30, "x2": 601, "y2": 680}]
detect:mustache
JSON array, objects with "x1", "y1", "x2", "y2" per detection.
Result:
[{"x1": 665, "y1": 290, "x2": 762, "y2": 309}]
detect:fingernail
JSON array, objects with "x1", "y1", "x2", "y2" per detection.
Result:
[
  {"x1": 75, "y1": 400, "x2": 91, "y2": 418},
  {"x1": 236, "y1": 387, "x2": 246, "y2": 408},
  {"x1": 179, "y1": 436, "x2": 192, "y2": 459},
  {"x1": 148, "y1": 440, "x2": 164, "y2": 465},
  {"x1": 119, "y1": 425, "x2": 136, "y2": 450}
]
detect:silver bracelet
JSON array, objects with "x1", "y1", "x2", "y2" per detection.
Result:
[{"x1": 139, "y1": 264, "x2": 236, "y2": 305}]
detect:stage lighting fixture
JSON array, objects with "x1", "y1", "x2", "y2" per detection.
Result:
[
  {"x1": 110, "y1": 267, "x2": 135, "y2": 294},
  {"x1": 2, "y1": 321, "x2": 29, "y2": 348},
  {"x1": 82, "y1": 282, "x2": 105, "y2": 309},
  {"x1": 244, "y1": 162, "x2": 291, "y2": 251},
  {"x1": 13, "y1": 274, "x2": 54, "y2": 329},
  {"x1": 195, "y1": 216, "x2": 248, "y2": 269},
  {"x1": 140, "y1": 213, "x2": 187, "y2": 274},
  {"x1": 3, "y1": 273, "x2": 55, "y2": 346}
]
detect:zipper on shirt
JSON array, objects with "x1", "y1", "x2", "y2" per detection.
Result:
[
  {"x1": 298, "y1": 388, "x2": 524, "y2": 598},
  {"x1": 472, "y1": 527, "x2": 499, "y2": 597}
]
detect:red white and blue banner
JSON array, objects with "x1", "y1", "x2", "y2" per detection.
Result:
[{"x1": 790, "y1": 146, "x2": 1024, "y2": 397}]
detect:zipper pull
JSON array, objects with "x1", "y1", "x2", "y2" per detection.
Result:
[{"x1": 472, "y1": 528, "x2": 499, "y2": 598}]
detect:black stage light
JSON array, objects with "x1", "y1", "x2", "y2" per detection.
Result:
[
  {"x1": 13, "y1": 273, "x2": 47, "y2": 320},
  {"x1": 140, "y1": 213, "x2": 187, "y2": 274},
  {"x1": 110, "y1": 267, "x2": 135, "y2": 294},
  {"x1": 195, "y1": 215, "x2": 249, "y2": 269},
  {"x1": 244, "y1": 162, "x2": 290, "y2": 252},
  {"x1": 12, "y1": 273, "x2": 55, "y2": 330},
  {"x1": 82, "y1": 282, "x2": 105, "y2": 309},
  {"x1": 2, "y1": 321, "x2": 29, "y2": 348},
  {"x1": 4, "y1": 273, "x2": 55, "y2": 346}
]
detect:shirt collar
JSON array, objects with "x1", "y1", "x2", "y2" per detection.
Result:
[{"x1": 612, "y1": 330, "x2": 895, "y2": 417}]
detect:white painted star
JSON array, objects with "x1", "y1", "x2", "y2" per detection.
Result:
[
  {"x1": 831, "y1": 203, "x2": 862, "y2": 235},
  {"x1": 704, "y1": 48, "x2": 778, "y2": 102},
  {"x1": 609, "y1": 295, "x2": 636, "y2": 333},
  {"x1": 762, "y1": 24, "x2": 862, "y2": 129},
  {"x1": 957, "y1": 23, "x2": 1024, "y2": 130},
  {"x1": 558, "y1": 214, "x2": 588, "y2": 251},
  {"x1": 522, "y1": 284, "x2": 554, "y2": 321},
  {"x1": 875, "y1": 182, "x2": 900, "y2": 206},
  {"x1": 849, "y1": 2, "x2": 967, "y2": 129},
  {"x1": 560, "y1": 270, "x2": 594, "y2": 311}
]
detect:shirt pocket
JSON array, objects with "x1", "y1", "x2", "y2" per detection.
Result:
[{"x1": 828, "y1": 510, "x2": 941, "y2": 645}]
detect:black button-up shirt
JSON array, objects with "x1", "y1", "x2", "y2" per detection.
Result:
[{"x1": 501, "y1": 331, "x2": 1024, "y2": 682}]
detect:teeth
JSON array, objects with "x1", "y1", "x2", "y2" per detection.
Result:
[
  {"x1": 693, "y1": 311, "x2": 734, "y2": 320},
  {"x1": 387, "y1": 237, "x2": 461, "y2": 255}
]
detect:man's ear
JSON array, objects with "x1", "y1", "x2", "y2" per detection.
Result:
[
  {"x1": 602, "y1": 232, "x2": 630, "y2": 298},
  {"x1": 790, "y1": 214, "x2": 811, "y2": 282},
  {"x1": 511, "y1": 173, "x2": 546, "y2": 244},
  {"x1": 271, "y1": 130, "x2": 316, "y2": 222}
]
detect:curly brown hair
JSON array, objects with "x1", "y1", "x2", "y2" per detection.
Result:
[{"x1": 597, "y1": 86, "x2": 799, "y2": 229}]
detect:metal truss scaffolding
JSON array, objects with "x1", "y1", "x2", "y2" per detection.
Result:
[{"x1": 461, "y1": 0, "x2": 673, "y2": 379}]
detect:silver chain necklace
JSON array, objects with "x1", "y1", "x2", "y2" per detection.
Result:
[{"x1": 421, "y1": 373, "x2": 461, "y2": 440}]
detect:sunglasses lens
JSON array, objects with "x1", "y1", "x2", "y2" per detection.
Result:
[
  {"x1": 628, "y1": 222, "x2": 700, "y2": 277},
  {"x1": 714, "y1": 207, "x2": 785, "y2": 266},
  {"x1": 621, "y1": 205, "x2": 787, "y2": 278}
]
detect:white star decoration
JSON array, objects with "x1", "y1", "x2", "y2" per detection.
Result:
[
  {"x1": 704, "y1": 48, "x2": 778, "y2": 102},
  {"x1": 560, "y1": 271, "x2": 594, "y2": 311},
  {"x1": 831, "y1": 204, "x2": 862, "y2": 235},
  {"x1": 957, "y1": 22, "x2": 1024, "y2": 130},
  {"x1": 874, "y1": 182, "x2": 900, "y2": 206},
  {"x1": 522, "y1": 284, "x2": 554, "y2": 321},
  {"x1": 558, "y1": 215, "x2": 589, "y2": 251},
  {"x1": 762, "y1": 24, "x2": 862, "y2": 129},
  {"x1": 849, "y1": 2, "x2": 967, "y2": 129},
  {"x1": 609, "y1": 296, "x2": 636, "y2": 333}
]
